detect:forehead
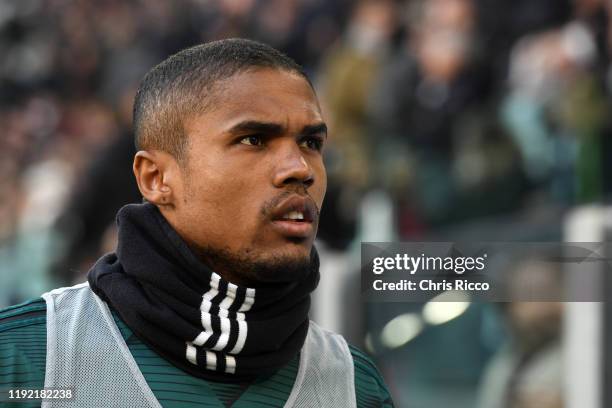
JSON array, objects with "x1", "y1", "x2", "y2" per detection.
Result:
[{"x1": 185, "y1": 69, "x2": 323, "y2": 133}]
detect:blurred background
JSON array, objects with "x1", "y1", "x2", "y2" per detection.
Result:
[{"x1": 1, "y1": 0, "x2": 611, "y2": 407}]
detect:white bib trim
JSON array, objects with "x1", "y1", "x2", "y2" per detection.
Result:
[{"x1": 41, "y1": 283, "x2": 356, "y2": 408}]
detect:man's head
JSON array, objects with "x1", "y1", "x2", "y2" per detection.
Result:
[{"x1": 132, "y1": 39, "x2": 327, "y2": 285}]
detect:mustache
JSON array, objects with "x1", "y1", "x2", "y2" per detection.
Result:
[{"x1": 260, "y1": 188, "x2": 321, "y2": 220}]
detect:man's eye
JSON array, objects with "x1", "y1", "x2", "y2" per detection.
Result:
[
  {"x1": 240, "y1": 135, "x2": 263, "y2": 146},
  {"x1": 300, "y1": 136, "x2": 324, "y2": 151}
]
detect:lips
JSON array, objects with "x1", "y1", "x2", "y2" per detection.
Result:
[{"x1": 269, "y1": 195, "x2": 317, "y2": 239}]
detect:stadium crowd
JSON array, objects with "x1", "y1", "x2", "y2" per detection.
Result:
[{"x1": 0, "y1": 0, "x2": 610, "y2": 302}]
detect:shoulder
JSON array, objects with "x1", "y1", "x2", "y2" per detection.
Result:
[
  {"x1": 348, "y1": 344, "x2": 395, "y2": 408},
  {"x1": 0, "y1": 297, "x2": 47, "y2": 397},
  {"x1": 309, "y1": 323, "x2": 394, "y2": 407},
  {"x1": 0, "y1": 297, "x2": 47, "y2": 338}
]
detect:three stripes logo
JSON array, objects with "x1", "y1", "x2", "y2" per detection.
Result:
[{"x1": 185, "y1": 273, "x2": 255, "y2": 374}]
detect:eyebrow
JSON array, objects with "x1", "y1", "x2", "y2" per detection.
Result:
[
  {"x1": 226, "y1": 120, "x2": 328, "y2": 138},
  {"x1": 301, "y1": 123, "x2": 328, "y2": 139}
]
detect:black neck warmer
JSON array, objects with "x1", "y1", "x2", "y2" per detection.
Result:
[{"x1": 88, "y1": 203, "x2": 319, "y2": 382}]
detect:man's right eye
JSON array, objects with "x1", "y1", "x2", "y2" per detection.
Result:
[{"x1": 240, "y1": 135, "x2": 263, "y2": 146}]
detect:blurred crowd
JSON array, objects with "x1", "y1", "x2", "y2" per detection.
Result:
[
  {"x1": 2, "y1": 1, "x2": 611, "y2": 407},
  {"x1": 1, "y1": 0, "x2": 611, "y2": 300}
]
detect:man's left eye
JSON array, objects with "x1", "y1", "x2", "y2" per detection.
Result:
[
  {"x1": 240, "y1": 135, "x2": 263, "y2": 146},
  {"x1": 300, "y1": 137, "x2": 324, "y2": 151}
]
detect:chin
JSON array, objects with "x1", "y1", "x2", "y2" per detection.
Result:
[
  {"x1": 279, "y1": 237, "x2": 314, "y2": 256},
  {"x1": 248, "y1": 243, "x2": 316, "y2": 283}
]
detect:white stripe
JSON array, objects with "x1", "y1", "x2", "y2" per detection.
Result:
[
  {"x1": 225, "y1": 356, "x2": 236, "y2": 374},
  {"x1": 201, "y1": 311, "x2": 213, "y2": 332},
  {"x1": 205, "y1": 351, "x2": 217, "y2": 370},
  {"x1": 200, "y1": 273, "x2": 221, "y2": 309},
  {"x1": 238, "y1": 288, "x2": 255, "y2": 312},
  {"x1": 219, "y1": 295, "x2": 234, "y2": 310},
  {"x1": 211, "y1": 272, "x2": 221, "y2": 288},
  {"x1": 193, "y1": 331, "x2": 211, "y2": 347},
  {"x1": 201, "y1": 288, "x2": 218, "y2": 306},
  {"x1": 186, "y1": 343, "x2": 197, "y2": 365},
  {"x1": 202, "y1": 286, "x2": 218, "y2": 301},
  {"x1": 227, "y1": 283, "x2": 238, "y2": 296},
  {"x1": 218, "y1": 280, "x2": 236, "y2": 311},
  {"x1": 236, "y1": 312, "x2": 245, "y2": 321},
  {"x1": 211, "y1": 317, "x2": 231, "y2": 351},
  {"x1": 229, "y1": 319, "x2": 247, "y2": 354}
]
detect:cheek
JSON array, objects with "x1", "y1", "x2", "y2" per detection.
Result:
[
  {"x1": 183, "y1": 161, "x2": 265, "y2": 233},
  {"x1": 185, "y1": 152, "x2": 245, "y2": 202}
]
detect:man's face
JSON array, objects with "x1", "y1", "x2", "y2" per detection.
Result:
[{"x1": 166, "y1": 68, "x2": 327, "y2": 284}]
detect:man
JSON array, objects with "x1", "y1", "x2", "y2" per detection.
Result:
[{"x1": 0, "y1": 39, "x2": 393, "y2": 407}]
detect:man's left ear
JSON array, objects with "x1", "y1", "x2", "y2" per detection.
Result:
[{"x1": 132, "y1": 150, "x2": 180, "y2": 207}]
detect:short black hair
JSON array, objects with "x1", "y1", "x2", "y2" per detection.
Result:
[{"x1": 133, "y1": 38, "x2": 310, "y2": 161}]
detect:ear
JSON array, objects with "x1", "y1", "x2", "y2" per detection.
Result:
[{"x1": 133, "y1": 150, "x2": 180, "y2": 207}]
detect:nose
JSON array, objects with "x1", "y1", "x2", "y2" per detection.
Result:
[{"x1": 272, "y1": 145, "x2": 314, "y2": 189}]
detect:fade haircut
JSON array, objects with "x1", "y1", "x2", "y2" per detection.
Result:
[{"x1": 133, "y1": 38, "x2": 310, "y2": 162}]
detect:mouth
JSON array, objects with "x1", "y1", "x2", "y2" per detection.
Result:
[{"x1": 269, "y1": 195, "x2": 317, "y2": 239}]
